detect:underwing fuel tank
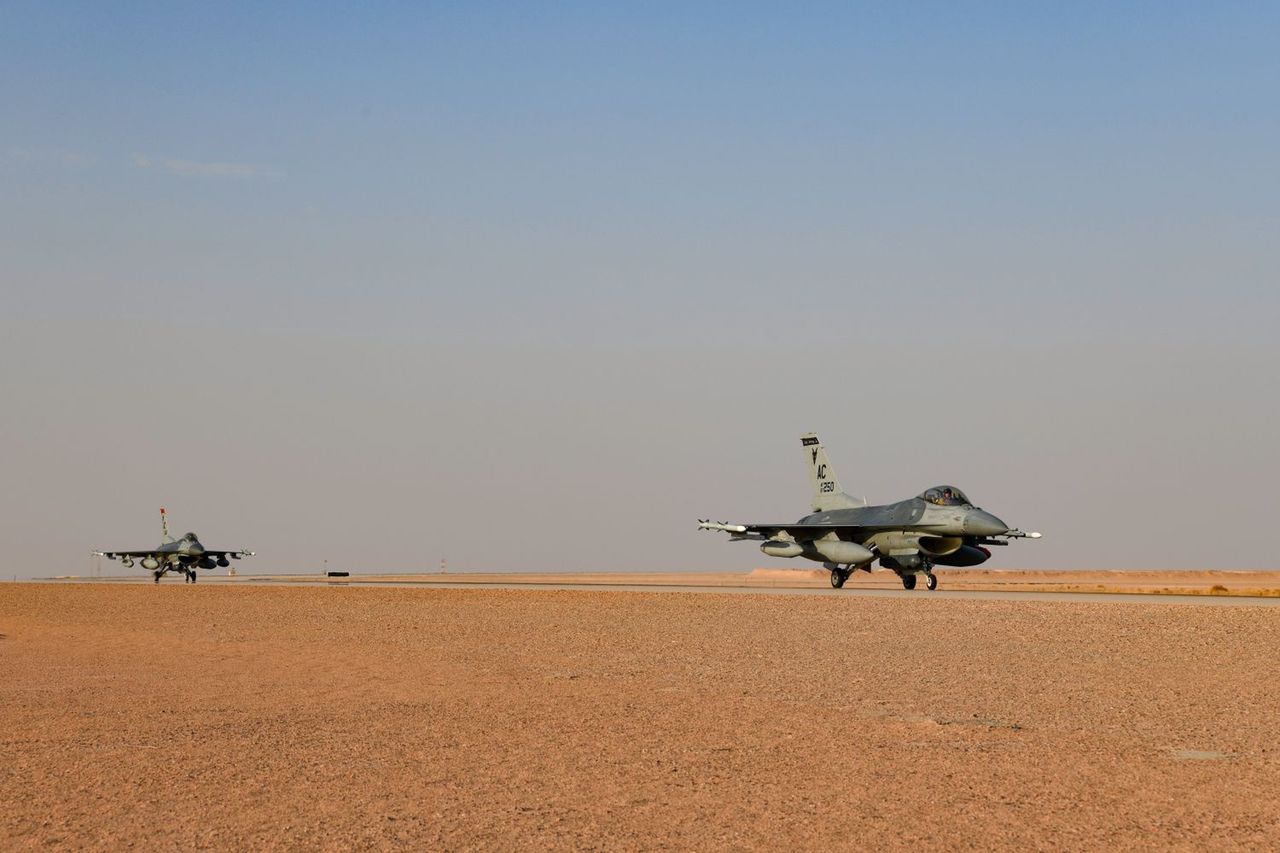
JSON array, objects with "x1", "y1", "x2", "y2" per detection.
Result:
[
  {"x1": 808, "y1": 540, "x2": 875, "y2": 565},
  {"x1": 140, "y1": 557, "x2": 160, "y2": 570},
  {"x1": 761, "y1": 539, "x2": 876, "y2": 565}
]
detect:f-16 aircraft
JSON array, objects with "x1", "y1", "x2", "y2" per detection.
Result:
[
  {"x1": 93, "y1": 508, "x2": 254, "y2": 584},
  {"x1": 699, "y1": 433, "x2": 1039, "y2": 590}
]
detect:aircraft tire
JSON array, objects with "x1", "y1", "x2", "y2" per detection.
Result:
[
  {"x1": 190, "y1": 571, "x2": 197, "y2": 584},
  {"x1": 153, "y1": 571, "x2": 161, "y2": 584},
  {"x1": 925, "y1": 572, "x2": 938, "y2": 591},
  {"x1": 901, "y1": 573, "x2": 917, "y2": 590},
  {"x1": 829, "y1": 569, "x2": 848, "y2": 589}
]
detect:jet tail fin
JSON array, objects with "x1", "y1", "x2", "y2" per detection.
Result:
[
  {"x1": 160, "y1": 507, "x2": 175, "y2": 544},
  {"x1": 801, "y1": 433, "x2": 866, "y2": 512}
]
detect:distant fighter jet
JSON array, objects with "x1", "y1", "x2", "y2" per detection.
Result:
[
  {"x1": 699, "y1": 433, "x2": 1039, "y2": 590},
  {"x1": 93, "y1": 508, "x2": 254, "y2": 584}
]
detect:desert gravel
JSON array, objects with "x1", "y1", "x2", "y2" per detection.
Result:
[{"x1": 2, "y1": 584, "x2": 1278, "y2": 850}]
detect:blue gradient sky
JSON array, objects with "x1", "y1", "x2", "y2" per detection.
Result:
[{"x1": 3, "y1": 3, "x2": 1278, "y2": 575}]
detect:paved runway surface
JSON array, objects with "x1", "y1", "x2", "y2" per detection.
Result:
[
  {"x1": 369, "y1": 582, "x2": 1280, "y2": 605},
  {"x1": 47, "y1": 576, "x2": 1280, "y2": 606}
]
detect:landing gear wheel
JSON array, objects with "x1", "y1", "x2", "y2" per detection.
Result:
[
  {"x1": 189, "y1": 570, "x2": 197, "y2": 584},
  {"x1": 925, "y1": 572, "x2": 938, "y2": 591},
  {"x1": 901, "y1": 573, "x2": 917, "y2": 590},
  {"x1": 153, "y1": 571, "x2": 161, "y2": 584},
  {"x1": 830, "y1": 569, "x2": 848, "y2": 589}
]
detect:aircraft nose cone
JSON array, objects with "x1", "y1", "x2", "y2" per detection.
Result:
[{"x1": 964, "y1": 510, "x2": 1009, "y2": 537}]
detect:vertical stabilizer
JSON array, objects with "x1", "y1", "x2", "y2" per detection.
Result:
[
  {"x1": 801, "y1": 433, "x2": 866, "y2": 512},
  {"x1": 159, "y1": 507, "x2": 174, "y2": 544}
]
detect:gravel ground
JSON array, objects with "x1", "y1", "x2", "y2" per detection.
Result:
[{"x1": 2, "y1": 584, "x2": 1278, "y2": 850}]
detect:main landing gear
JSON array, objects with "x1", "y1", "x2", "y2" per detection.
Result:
[
  {"x1": 899, "y1": 563, "x2": 939, "y2": 591},
  {"x1": 153, "y1": 571, "x2": 162, "y2": 584},
  {"x1": 826, "y1": 561, "x2": 938, "y2": 592},
  {"x1": 184, "y1": 569, "x2": 197, "y2": 584},
  {"x1": 903, "y1": 572, "x2": 939, "y2": 590}
]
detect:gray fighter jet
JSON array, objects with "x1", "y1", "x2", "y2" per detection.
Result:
[
  {"x1": 699, "y1": 433, "x2": 1039, "y2": 590},
  {"x1": 93, "y1": 508, "x2": 254, "y2": 584}
]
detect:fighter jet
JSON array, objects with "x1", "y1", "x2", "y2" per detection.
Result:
[
  {"x1": 699, "y1": 433, "x2": 1039, "y2": 590},
  {"x1": 93, "y1": 508, "x2": 254, "y2": 584}
]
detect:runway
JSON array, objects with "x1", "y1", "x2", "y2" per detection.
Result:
[
  {"x1": 347, "y1": 581, "x2": 1280, "y2": 605},
  {"x1": 41, "y1": 575, "x2": 1280, "y2": 606}
]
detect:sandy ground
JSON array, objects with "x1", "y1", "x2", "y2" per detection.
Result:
[{"x1": 2, "y1": 584, "x2": 1279, "y2": 850}]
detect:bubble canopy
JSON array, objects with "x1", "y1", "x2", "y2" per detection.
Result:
[{"x1": 919, "y1": 486, "x2": 971, "y2": 506}]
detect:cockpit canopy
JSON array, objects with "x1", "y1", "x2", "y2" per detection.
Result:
[
  {"x1": 919, "y1": 486, "x2": 971, "y2": 507},
  {"x1": 182, "y1": 531, "x2": 198, "y2": 540}
]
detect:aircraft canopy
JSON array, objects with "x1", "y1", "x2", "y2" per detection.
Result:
[{"x1": 920, "y1": 486, "x2": 971, "y2": 507}]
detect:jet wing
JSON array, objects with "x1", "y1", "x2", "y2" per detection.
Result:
[
  {"x1": 697, "y1": 520, "x2": 872, "y2": 539},
  {"x1": 93, "y1": 549, "x2": 255, "y2": 558},
  {"x1": 699, "y1": 520, "x2": 1040, "y2": 543},
  {"x1": 93, "y1": 550, "x2": 164, "y2": 559}
]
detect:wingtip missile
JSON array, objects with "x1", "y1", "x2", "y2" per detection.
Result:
[{"x1": 698, "y1": 520, "x2": 747, "y2": 534}]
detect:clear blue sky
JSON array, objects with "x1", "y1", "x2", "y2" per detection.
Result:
[{"x1": 2, "y1": 3, "x2": 1278, "y2": 575}]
